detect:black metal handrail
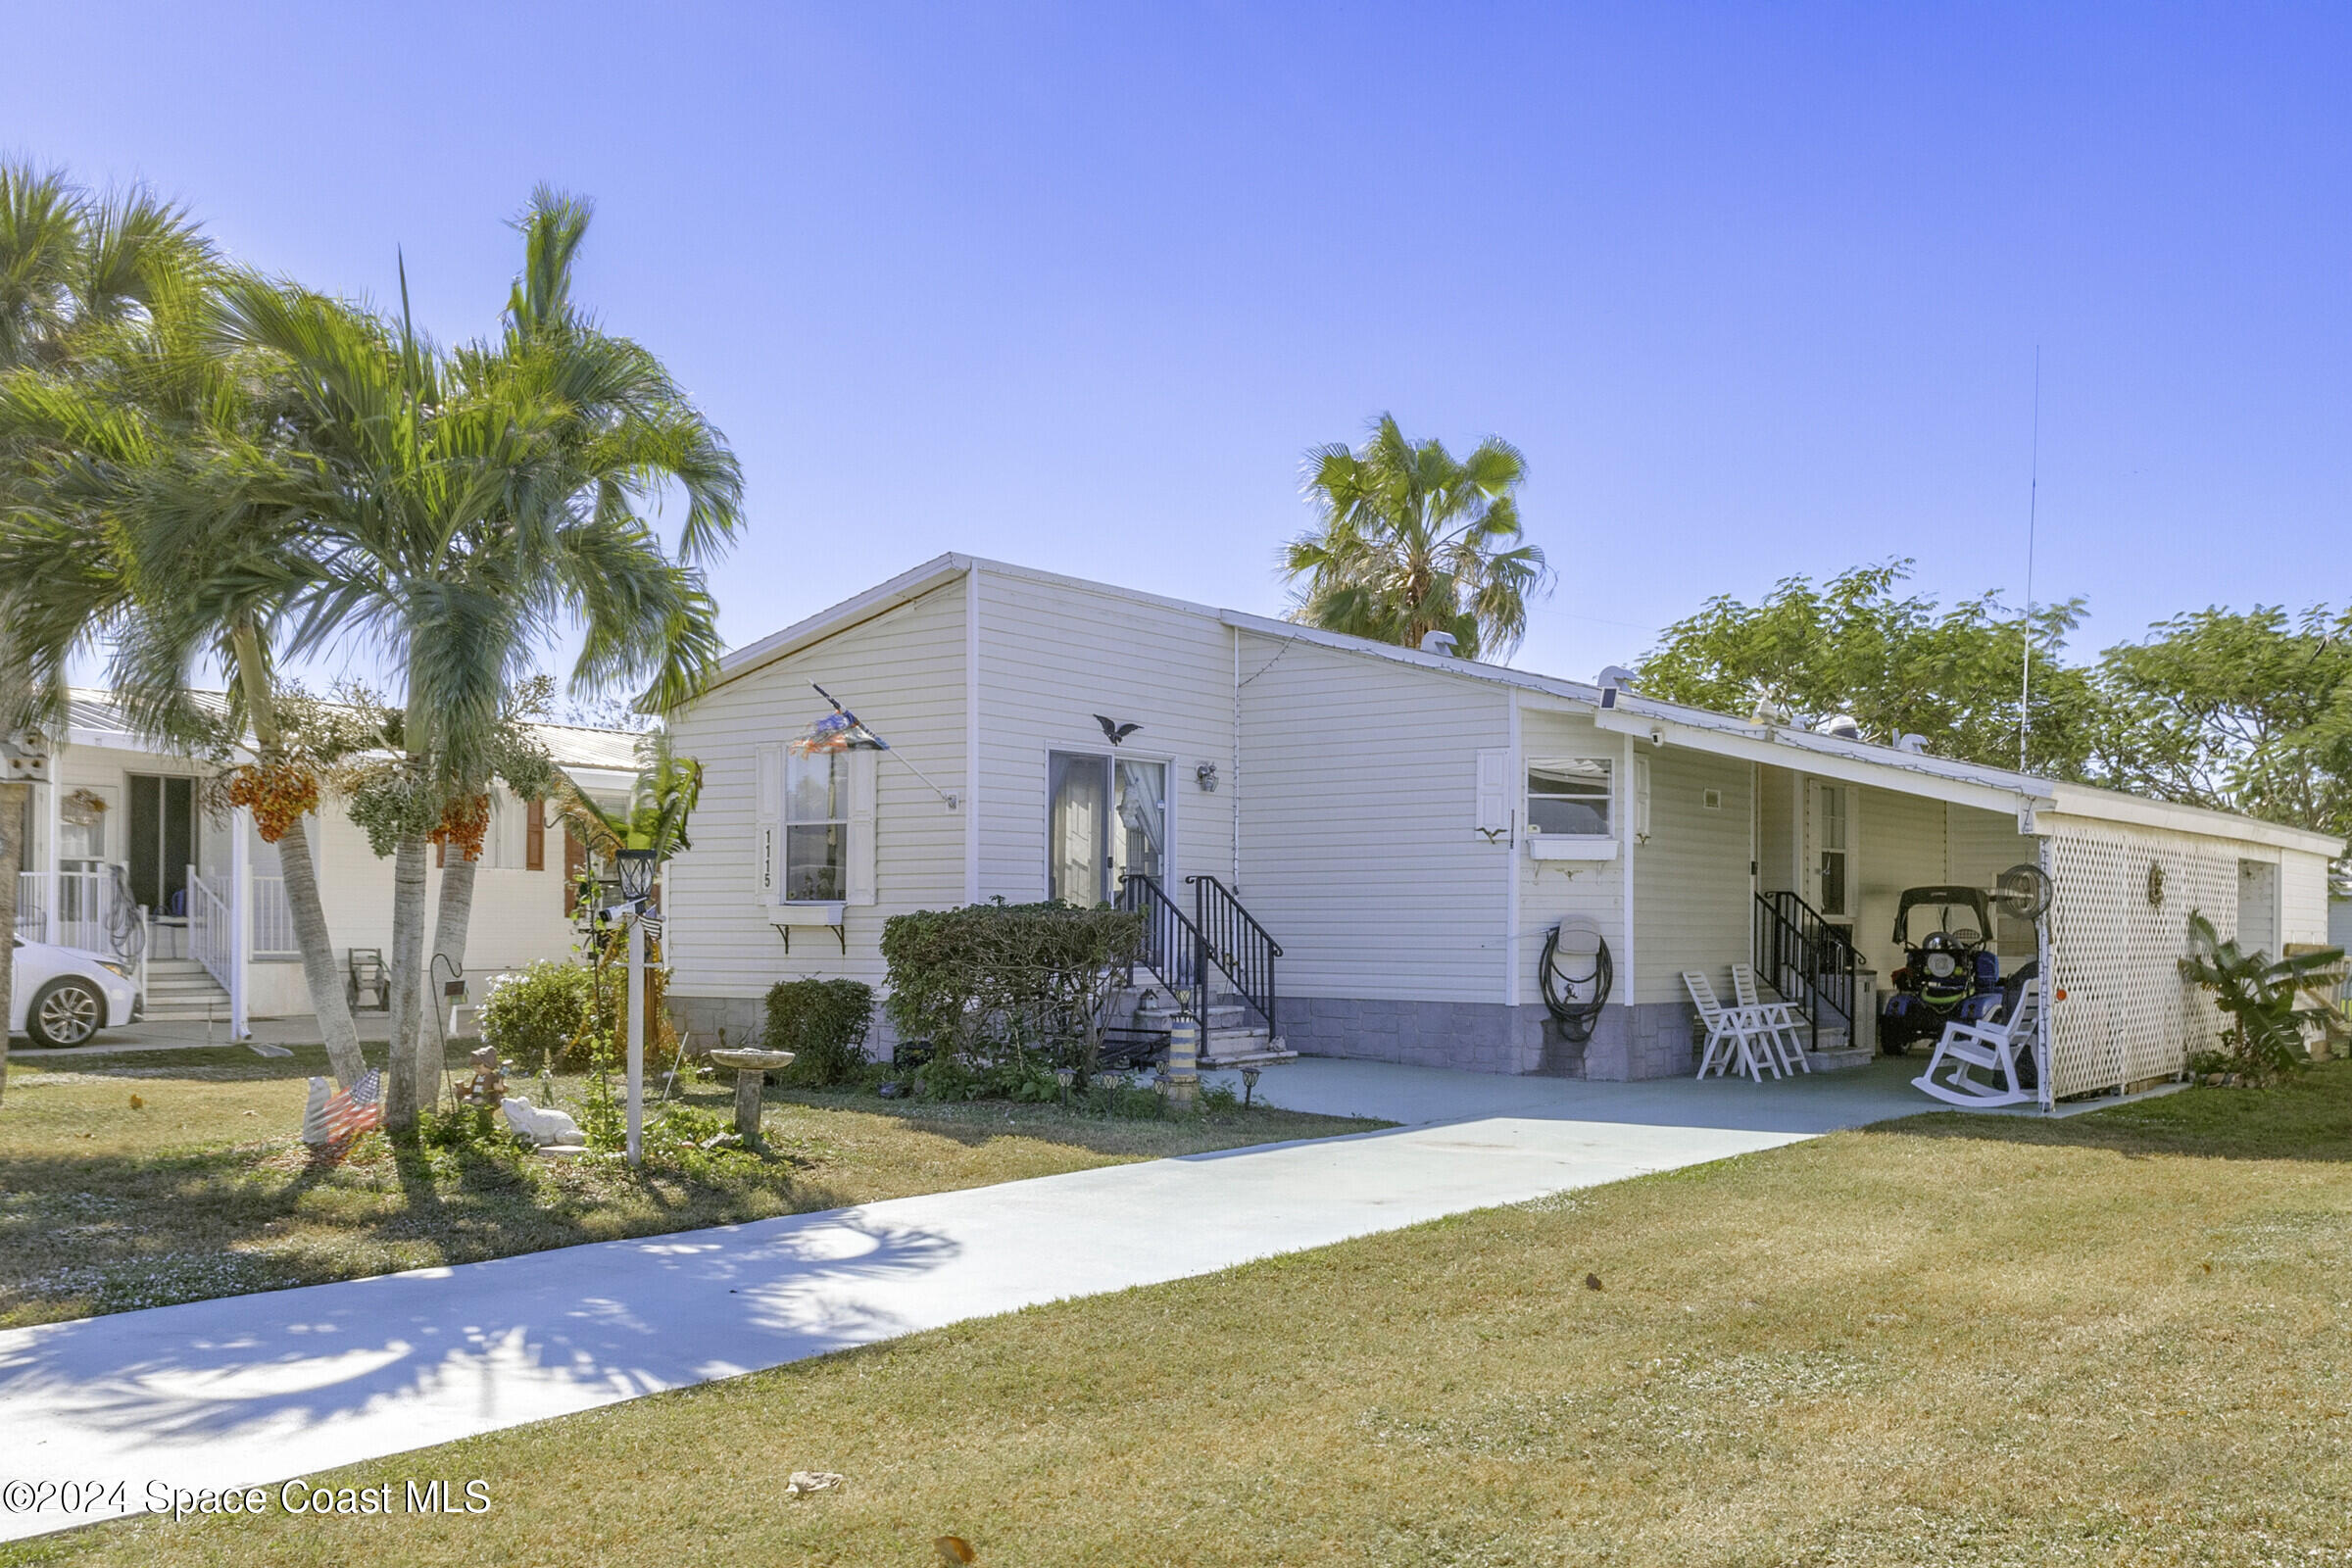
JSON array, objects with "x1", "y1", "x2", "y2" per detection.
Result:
[
  {"x1": 1754, "y1": 890, "x2": 1858, "y2": 1054},
  {"x1": 1116, "y1": 874, "x2": 1204, "y2": 1026},
  {"x1": 1188, "y1": 874, "x2": 1281, "y2": 1040}
]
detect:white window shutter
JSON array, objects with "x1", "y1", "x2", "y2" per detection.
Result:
[
  {"x1": 1633, "y1": 758, "x2": 1652, "y2": 842},
  {"x1": 846, "y1": 748, "x2": 879, "y2": 905},
  {"x1": 754, "y1": 743, "x2": 782, "y2": 902},
  {"x1": 1475, "y1": 749, "x2": 1511, "y2": 838}
]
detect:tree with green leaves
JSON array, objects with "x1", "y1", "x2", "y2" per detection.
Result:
[
  {"x1": 2093, "y1": 605, "x2": 2352, "y2": 845},
  {"x1": 207, "y1": 191, "x2": 740, "y2": 1129},
  {"x1": 0, "y1": 164, "x2": 218, "y2": 1100},
  {"x1": 1635, "y1": 560, "x2": 2107, "y2": 775},
  {"x1": 1283, "y1": 414, "x2": 1548, "y2": 662}
]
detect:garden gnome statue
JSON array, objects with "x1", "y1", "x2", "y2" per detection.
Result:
[{"x1": 458, "y1": 1045, "x2": 509, "y2": 1108}]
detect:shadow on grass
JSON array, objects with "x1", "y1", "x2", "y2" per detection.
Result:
[
  {"x1": 769, "y1": 1086, "x2": 1370, "y2": 1154},
  {"x1": 1868, "y1": 1056, "x2": 2352, "y2": 1163}
]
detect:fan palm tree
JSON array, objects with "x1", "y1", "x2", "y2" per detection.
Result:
[
  {"x1": 214, "y1": 193, "x2": 741, "y2": 1129},
  {"x1": 1282, "y1": 414, "x2": 1549, "y2": 662}
]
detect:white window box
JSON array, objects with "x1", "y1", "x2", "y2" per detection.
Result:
[
  {"x1": 1526, "y1": 836, "x2": 1618, "y2": 861},
  {"x1": 762, "y1": 900, "x2": 847, "y2": 925}
]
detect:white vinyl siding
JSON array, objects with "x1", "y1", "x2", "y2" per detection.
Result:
[
  {"x1": 1628, "y1": 744, "x2": 1753, "y2": 1005},
  {"x1": 974, "y1": 570, "x2": 1235, "y2": 904},
  {"x1": 2281, "y1": 851, "x2": 2331, "y2": 948},
  {"x1": 1238, "y1": 632, "x2": 1510, "y2": 1004},
  {"x1": 666, "y1": 581, "x2": 968, "y2": 994},
  {"x1": 1514, "y1": 709, "x2": 1626, "y2": 1006}
]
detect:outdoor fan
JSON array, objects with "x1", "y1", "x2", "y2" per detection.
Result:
[{"x1": 1991, "y1": 862, "x2": 2054, "y2": 925}]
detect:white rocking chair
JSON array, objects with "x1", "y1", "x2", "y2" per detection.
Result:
[
  {"x1": 1913, "y1": 982, "x2": 2042, "y2": 1108},
  {"x1": 1731, "y1": 962, "x2": 1811, "y2": 1075},
  {"x1": 1684, "y1": 971, "x2": 1778, "y2": 1081}
]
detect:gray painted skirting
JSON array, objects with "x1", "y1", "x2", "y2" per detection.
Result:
[
  {"x1": 668, "y1": 992, "x2": 1700, "y2": 1082},
  {"x1": 1276, "y1": 996, "x2": 1698, "y2": 1082}
]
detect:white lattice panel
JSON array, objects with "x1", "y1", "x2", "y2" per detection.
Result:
[{"x1": 2041, "y1": 825, "x2": 2235, "y2": 1102}]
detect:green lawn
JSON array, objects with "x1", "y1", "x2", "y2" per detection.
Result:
[
  {"x1": 0, "y1": 1044, "x2": 1377, "y2": 1329},
  {"x1": 17, "y1": 1062, "x2": 2352, "y2": 1565}
]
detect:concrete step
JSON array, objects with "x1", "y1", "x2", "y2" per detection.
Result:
[
  {"x1": 1200, "y1": 1030, "x2": 1298, "y2": 1068},
  {"x1": 147, "y1": 977, "x2": 230, "y2": 999}
]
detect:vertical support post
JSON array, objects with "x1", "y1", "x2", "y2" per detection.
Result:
[
  {"x1": 43, "y1": 777, "x2": 61, "y2": 946},
  {"x1": 626, "y1": 914, "x2": 646, "y2": 1166},
  {"x1": 229, "y1": 807, "x2": 252, "y2": 1039},
  {"x1": 963, "y1": 563, "x2": 981, "y2": 906},
  {"x1": 1504, "y1": 690, "x2": 1521, "y2": 1015}
]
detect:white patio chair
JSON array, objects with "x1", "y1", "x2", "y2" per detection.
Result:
[
  {"x1": 1732, "y1": 961, "x2": 1812, "y2": 1075},
  {"x1": 1913, "y1": 982, "x2": 2041, "y2": 1108},
  {"x1": 1684, "y1": 971, "x2": 1778, "y2": 1081}
]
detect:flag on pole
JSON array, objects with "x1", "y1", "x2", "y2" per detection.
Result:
[{"x1": 789, "y1": 684, "x2": 891, "y2": 755}]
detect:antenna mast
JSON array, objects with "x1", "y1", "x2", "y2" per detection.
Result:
[{"x1": 2019, "y1": 348, "x2": 2040, "y2": 774}]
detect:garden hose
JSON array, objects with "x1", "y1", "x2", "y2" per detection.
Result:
[{"x1": 1540, "y1": 922, "x2": 1613, "y2": 1045}]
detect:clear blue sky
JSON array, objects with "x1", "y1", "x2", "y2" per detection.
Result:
[{"x1": 17, "y1": 3, "x2": 2350, "y2": 689}]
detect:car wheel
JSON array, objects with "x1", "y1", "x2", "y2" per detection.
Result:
[{"x1": 27, "y1": 977, "x2": 106, "y2": 1048}]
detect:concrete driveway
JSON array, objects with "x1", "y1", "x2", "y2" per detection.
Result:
[{"x1": 0, "y1": 1056, "x2": 1930, "y2": 1540}]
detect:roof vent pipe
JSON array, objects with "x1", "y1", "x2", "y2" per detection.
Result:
[
  {"x1": 1420, "y1": 630, "x2": 1459, "y2": 657},
  {"x1": 1596, "y1": 664, "x2": 1639, "y2": 693},
  {"x1": 1894, "y1": 733, "x2": 1930, "y2": 754},
  {"x1": 1816, "y1": 713, "x2": 1863, "y2": 741}
]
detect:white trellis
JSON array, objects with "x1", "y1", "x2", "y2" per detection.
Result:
[{"x1": 2037, "y1": 824, "x2": 2236, "y2": 1106}]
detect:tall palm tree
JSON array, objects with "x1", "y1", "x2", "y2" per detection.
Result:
[
  {"x1": 1282, "y1": 414, "x2": 1549, "y2": 662},
  {"x1": 0, "y1": 165, "x2": 218, "y2": 1101},
  {"x1": 412, "y1": 191, "x2": 739, "y2": 1091},
  {"x1": 213, "y1": 193, "x2": 740, "y2": 1129}
]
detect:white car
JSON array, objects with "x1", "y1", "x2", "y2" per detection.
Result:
[{"x1": 10, "y1": 938, "x2": 141, "y2": 1048}]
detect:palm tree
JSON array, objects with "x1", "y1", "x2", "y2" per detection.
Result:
[
  {"x1": 0, "y1": 165, "x2": 218, "y2": 1101},
  {"x1": 212, "y1": 192, "x2": 740, "y2": 1129},
  {"x1": 1282, "y1": 414, "x2": 1549, "y2": 662}
]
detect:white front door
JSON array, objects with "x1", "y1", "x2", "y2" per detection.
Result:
[{"x1": 1802, "y1": 779, "x2": 1856, "y2": 923}]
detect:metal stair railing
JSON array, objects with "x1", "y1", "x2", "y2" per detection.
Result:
[
  {"x1": 1754, "y1": 890, "x2": 1859, "y2": 1054},
  {"x1": 1188, "y1": 874, "x2": 1281, "y2": 1040},
  {"x1": 1116, "y1": 873, "x2": 1205, "y2": 1026}
]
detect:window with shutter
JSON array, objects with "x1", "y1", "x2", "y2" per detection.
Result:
[{"x1": 525, "y1": 799, "x2": 545, "y2": 870}]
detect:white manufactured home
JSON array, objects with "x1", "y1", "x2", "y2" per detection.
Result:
[
  {"x1": 664, "y1": 555, "x2": 2341, "y2": 1105},
  {"x1": 10, "y1": 691, "x2": 641, "y2": 1036}
]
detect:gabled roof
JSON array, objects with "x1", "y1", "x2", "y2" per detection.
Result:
[
  {"x1": 58, "y1": 688, "x2": 645, "y2": 775},
  {"x1": 710, "y1": 554, "x2": 2345, "y2": 859}
]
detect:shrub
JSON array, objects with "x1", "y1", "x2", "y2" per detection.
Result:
[
  {"x1": 2180, "y1": 911, "x2": 2343, "y2": 1084},
  {"x1": 479, "y1": 961, "x2": 597, "y2": 1072},
  {"x1": 881, "y1": 902, "x2": 1143, "y2": 1084},
  {"x1": 763, "y1": 979, "x2": 876, "y2": 1086}
]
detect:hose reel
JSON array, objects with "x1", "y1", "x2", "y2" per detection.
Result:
[{"x1": 1539, "y1": 920, "x2": 1613, "y2": 1044}]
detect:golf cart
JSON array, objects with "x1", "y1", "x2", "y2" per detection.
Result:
[{"x1": 1879, "y1": 885, "x2": 2005, "y2": 1054}]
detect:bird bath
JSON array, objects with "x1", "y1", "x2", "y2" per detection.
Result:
[{"x1": 708, "y1": 1049, "x2": 796, "y2": 1141}]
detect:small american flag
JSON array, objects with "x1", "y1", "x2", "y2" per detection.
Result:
[{"x1": 322, "y1": 1069, "x2": 383, "y2": 1142}]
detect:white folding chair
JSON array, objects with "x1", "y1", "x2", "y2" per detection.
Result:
[
  {"x1": 1732, "y1": 961, "x2": 1812, "y2": 1075},
  {"x1": 1684, "y1": 971, "x2": 1778, "y2": 1080},
  {"x1": 1913, "y1": 982, "x2": 2041, "y2": 1108}
]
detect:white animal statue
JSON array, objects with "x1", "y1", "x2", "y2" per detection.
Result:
[{"x1": 501, "y1": 1098, "x2": 584, "y2": 1147}]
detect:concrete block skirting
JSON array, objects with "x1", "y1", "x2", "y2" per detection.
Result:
[{"x1": 1283, "y1": 997, "x2": 1700, "y2": 1082}]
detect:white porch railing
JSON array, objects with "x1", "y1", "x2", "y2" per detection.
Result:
[
  {"x1": 17, "y1": 869, "x2": 140, "y2": 956},
  {"x1": 251, "y1": 875, "x2": 300, "y2": 960},
  {"x1": 188, "y1": 870, "x2": 234, "y2": 994}
]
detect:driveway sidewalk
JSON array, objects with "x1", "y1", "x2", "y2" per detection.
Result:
[{"x1": 0, "y1": 1062, "x2": 1923, "y2": 1541}]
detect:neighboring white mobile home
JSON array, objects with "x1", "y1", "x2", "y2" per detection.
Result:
[
  {"x1": 10, "y1": 692, "x2": 641, "y2": 1035},
  {"x1": 665, "y1": 556, "x2": 2341, "y2": 1104}
]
